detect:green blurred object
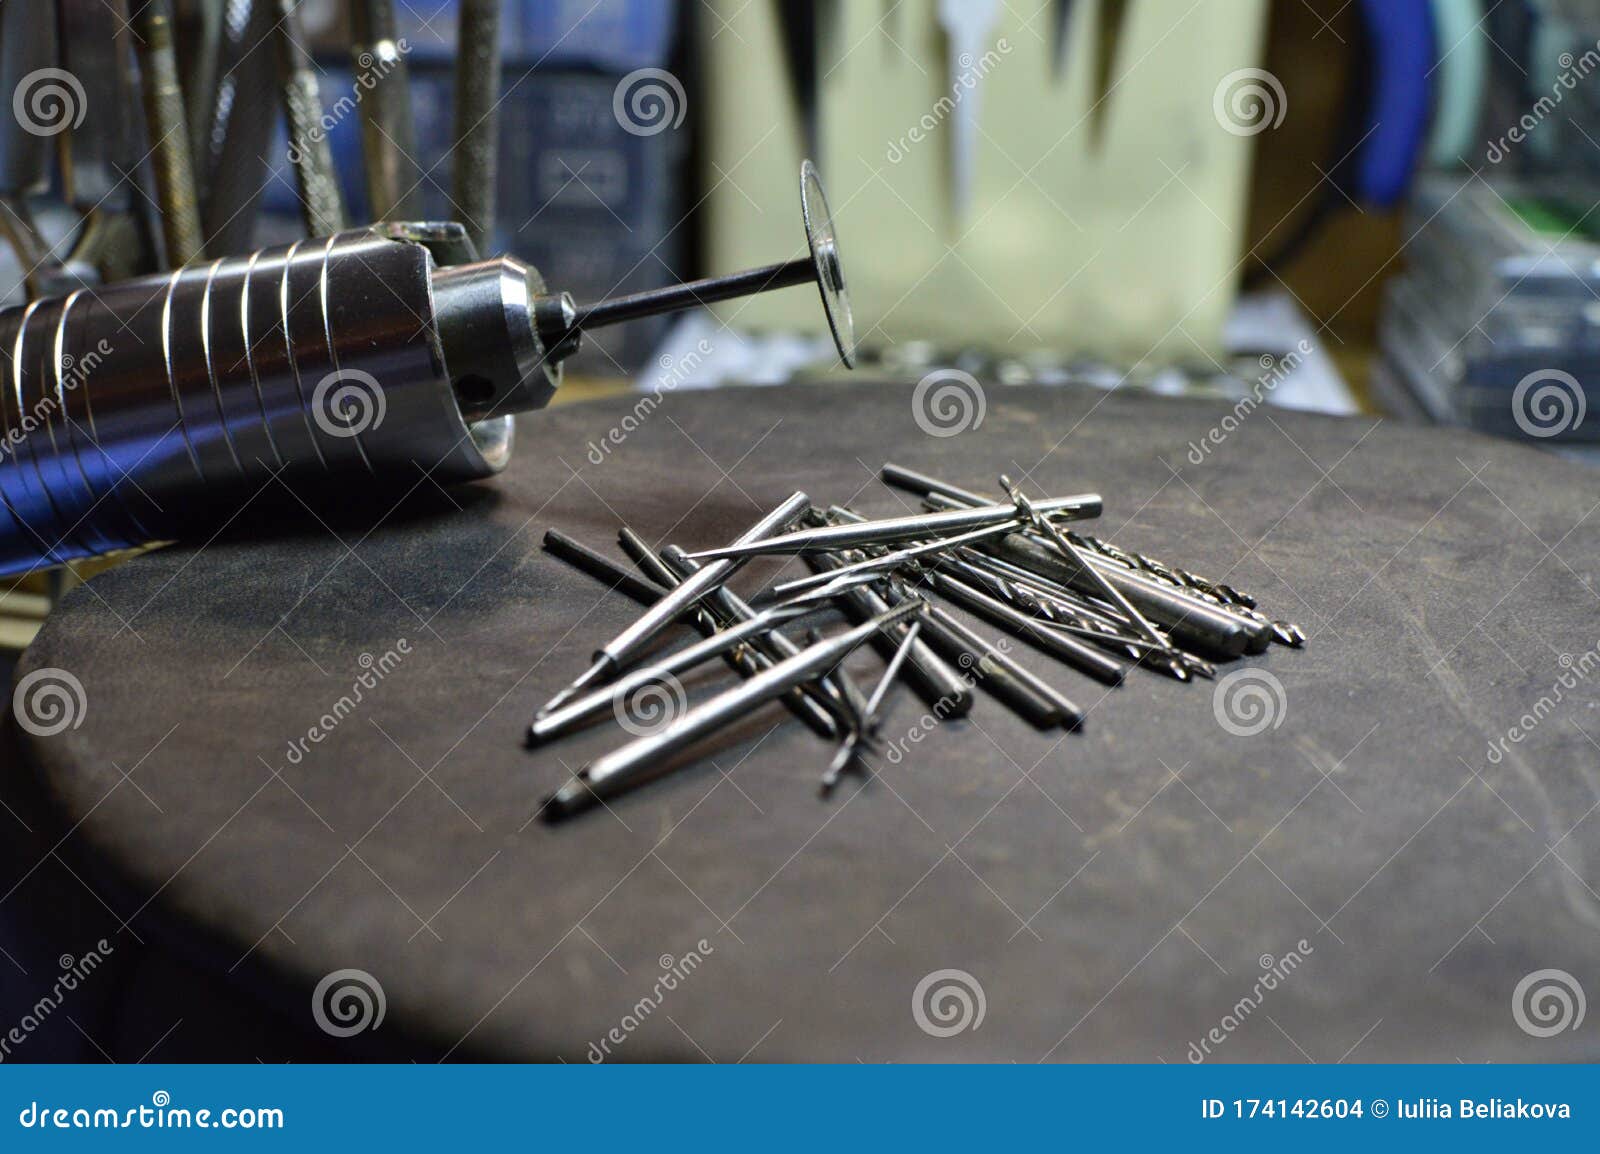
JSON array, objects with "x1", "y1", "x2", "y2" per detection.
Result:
[{"x1": 700, "y1": 0, "x2": 1270, "y2": 363}]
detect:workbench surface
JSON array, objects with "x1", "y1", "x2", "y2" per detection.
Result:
[{"x1": 12, "y1": 382, "x2": 1600, "y2": 1061}]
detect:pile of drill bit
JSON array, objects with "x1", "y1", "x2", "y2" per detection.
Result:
[{"x1": 533, "y1": 464, "x2": 1305, "y2": 822}]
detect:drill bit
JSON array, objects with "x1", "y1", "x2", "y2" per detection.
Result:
[
  {"x1": 541, "y1": 599, "x2": 926, "y2": 820},
  {"x1": 687, "y1": 495, "x2": 1099, "y2": 561},
  {"x1": 537, "y1": 493, "x2": 811, "y2": 716},
  {"x1": 820, "y1": 620, "x2": 923, "y2": 794}
]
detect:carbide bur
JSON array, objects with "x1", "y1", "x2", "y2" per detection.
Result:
[
  {"x1": 878, "y1": 580, "x2": 1062, "y2": 729},
  {"x1": 657, "y1": 543, "x2": 851, "y2": 736},
  {"x1": 685, "y1": 495, "x2": 1099, "y2": 561},
  {"x1": 620, "y1": 530, "x2": 840, "y2": 740},
  {"x1": 820, "y1": 737, "x2": 863, "y2": 794},
  {"x1": 821, "y1": 621, "x2": 924, "y2": 795},
  {"x1": 771, "y1": 518, "x2": 1026, "y2": 597},
  {"x1": 541, "y1": 600, "x2": 926, "y2": 820},
  {"x1": 538, "y1": 492, "x2": 811, "y2": 714},
  {"x1": 798, "y1": 549, "x2": 976, "y2": 717},
  {"x1": 808, "y1": 627, "x2": 872, "y2": 729},
  {"x1": 528, "y1": 605, "x2": 810, "y2": 746},
  {"x1": 863, "y1": 620, "x2": 922, "y2": 722},
  {"x1": 537, "y1": 530, "x2": 777, "y2": 726}
]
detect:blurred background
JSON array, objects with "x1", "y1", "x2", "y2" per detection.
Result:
[{"x1": 1, "y1": 0, "x2": 1598, "y2": 645}]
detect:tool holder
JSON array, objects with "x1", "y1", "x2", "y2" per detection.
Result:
[{"x1": 0, "y1": 222, "x2": 546, "y2": 577}]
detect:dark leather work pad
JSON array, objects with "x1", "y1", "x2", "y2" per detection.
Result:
[{"x1": 13, "y1": 382, "x2": 1600, "y2": 1062}]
